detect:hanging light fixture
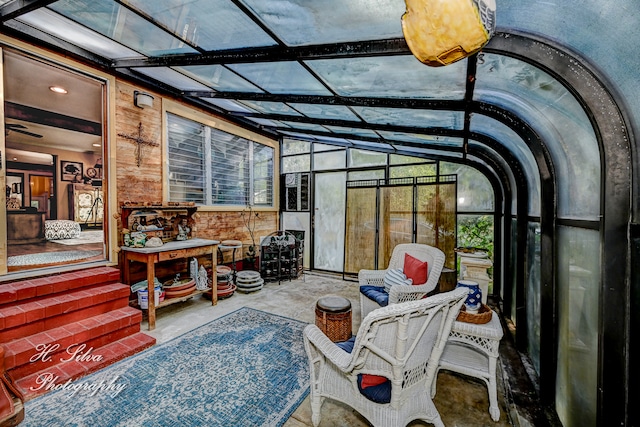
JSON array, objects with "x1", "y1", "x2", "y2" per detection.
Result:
[{"x1": 402, "y1": 0, "x2": 496, "y2": 67}]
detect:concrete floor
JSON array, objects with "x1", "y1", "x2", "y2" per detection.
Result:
[{"x1": 145, "y1": 272, "x2": 515, "y2": 427}]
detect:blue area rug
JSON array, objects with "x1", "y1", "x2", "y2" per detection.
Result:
[{"x1": 22, "y1": 308, "x2": 310, "y2": 427}]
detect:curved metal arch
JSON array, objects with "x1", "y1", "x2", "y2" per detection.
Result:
[{"x1": 485, "y1": 31, "x2": 633, "y2": 424}]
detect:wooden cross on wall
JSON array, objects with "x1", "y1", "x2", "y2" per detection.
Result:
[{"x1": 117, "y1": 122, "x2": 159, "y2": 167}]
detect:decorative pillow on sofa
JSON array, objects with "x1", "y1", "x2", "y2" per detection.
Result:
[
  {"x1": 383, "y1": 268, "x2": 412, "y2": 293},
  {"x1": 404, "y1": 253, "x2": 428, "y2": 285}
]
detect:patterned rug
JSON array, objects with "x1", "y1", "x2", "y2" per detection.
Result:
[
  {"x1": 22, "y1": 308, "x2": 310, "y2": 427},
  {"x1": 49, "y1": 230, "x2": 103, "y2": 246},
  {"x1": 7, "y1": 250, "x2": 103, "y2": 267}
]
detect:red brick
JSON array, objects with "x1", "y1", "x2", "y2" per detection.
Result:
[
  {"x1": 0, "y1": 319, "x2": 44, "y2": 343},
  {"x1": 2, "y1": 306, "x2": 26, "y2": 329},
  {"x1": 13, "y1": 284, "x2": 37, "y2": 301},
  {"x1": 0, "y1": 285, "x2": 16, "y2": 305}
]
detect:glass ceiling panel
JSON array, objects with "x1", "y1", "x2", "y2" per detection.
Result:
[
  {"x1": 288, "y1": 103, "x2": 360, "y2": 121},
  {"x1": 245, "y1": 117, "x2": 288, "y2": 127},
  {"x1": 280, "y1": 122, "x2": 330, "y2": 133},
  {"x1": 228, "y1": 62, "x2": 332, "y2": 95},
  {"x1": 470, "y1": 114, "x2": 540, "y2": 217},
  {"x1": 475, "y1": 53, "x2": 600, "y2": 220},
  {"x1": 306, "y1": 55, "x2": 467, "y2": 99},
  {"x1": 378, "y1": 131, "x2": 463, "y2": 148},
  {"x1": 239, "y1": 0, "x2": 405, "y2": 46},
  {"x1": 349, "y1": 140, "x2": 395, "y2": 151},
  {"x1": 323, "y1": 126, "x2": 380, "y2": 138},
  {"x1": 16, "y1": 9, "x2": 140, "y2": 59},
  {"x1": 203, "y1": 98, "x2": 257, "y2": 113},
  {"x1": 393, "y1": 145, "x2": 463, "y2": 159},
  {"x1": 126, "y1": 0, "x2": 276, "y2": 50},
  {"x1": 176, "y1": 65, "x2": 262, "y2": 92},
  {"x1": 49, "y1": 0, "x2": 198, "y2": 56},
  {"x1": 132, "y1": 67, "x2": 212, "y2": 91},
  {"x1": 353, "y1": 106, "x2": 464, "y2": 130},
  {"x1": 238, "y1": 101, "x2": 302, "y2": 116}
]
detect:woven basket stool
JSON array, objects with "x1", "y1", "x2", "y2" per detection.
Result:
[{"x1": 315, "y1": 295, "x2": 352, "y2": 342}]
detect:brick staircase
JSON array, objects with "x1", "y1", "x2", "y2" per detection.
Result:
[{"x1": 0, "y1": 266, "x2": 155, "y2": 401}]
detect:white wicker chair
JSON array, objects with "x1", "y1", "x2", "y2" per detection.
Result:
[
  {"x1": 359, "y1": 243, "x2": 446, "y2": 320},
  {"x1": 303, "y1": 288, "x2": 467, "y2": 427}
]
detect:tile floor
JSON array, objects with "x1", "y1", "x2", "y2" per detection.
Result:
[{"x1": 144, "y1": 272, "x2": 516, "y2": 427}]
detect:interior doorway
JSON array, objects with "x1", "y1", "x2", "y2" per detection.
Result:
[{"x1": 1, "y1": 48, "x2": 107, "y2": 275}]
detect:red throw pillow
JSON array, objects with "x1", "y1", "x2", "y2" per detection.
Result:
[
  {"x1": 359, "y1": 374, "x2": 388, "y2": 389},
  {"x1": 404, "y1": 253, "x2": 428, "y2": 285}
]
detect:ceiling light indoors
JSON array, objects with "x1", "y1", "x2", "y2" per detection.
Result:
[
  {"x1": 402, "y1": 0, "x2": 496, "y2": 66},
  {"x1": 92, "y1": 143, "x2": 101, "y2": 147},
  {"x1": 134, "y1": 90, "x2": 154, "y2": 109},
  {"x1": 49, "y1": 86, "x2": 68, "y2": 94}
]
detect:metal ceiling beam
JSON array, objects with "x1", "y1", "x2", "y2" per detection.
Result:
[
  {"x1": 274, "y1": 126, "x2": 465, "y2": 153},
  {"x1": 0, "y1": 0, "x2": 56, "y2": 22},
  {"x1": 112, "y1": 37, "x2": 410, "y2": 68},
  {"x1": 245, "y1": 112, "x2": 461, "y2": 137},
  {"x1": 192, "y1": 91, "x2": 464, "y2": 110}
]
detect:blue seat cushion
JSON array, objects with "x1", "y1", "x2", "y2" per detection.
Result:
[
  {"x1": 357, "y1": 373, "x2": 391, "y2": 404},
  {"x1": 359, "y1": 285, "x2": 389, "y2": 307},
  {"x1": 335, "y1": 336, "x2": 356, "y2": 353},
  {"x1": 334, "y1": 336, "x2": 391, "y2": 404}
]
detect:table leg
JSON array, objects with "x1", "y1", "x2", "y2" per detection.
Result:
[
  {"x1": 146, "y1": 256, "x2": 156, "y2": 330},
  {"x1": 211, "y1": 245, "x2": 218, "y2": 306}
]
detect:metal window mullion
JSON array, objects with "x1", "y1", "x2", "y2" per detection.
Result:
[
  {"x1": 204, "y1": 126, "x2": 212, "y2": 205},
  {"x1": 249, "y1": 142, "x2": 255, "y2": 205}
]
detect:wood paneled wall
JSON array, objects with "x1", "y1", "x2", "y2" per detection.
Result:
[{"x1": 114, "y1": 82, "x2": 279, "y2": 266}]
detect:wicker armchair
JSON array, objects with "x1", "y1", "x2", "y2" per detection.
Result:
[
  {"x1": 303, "y1": 288, "x2": 467, "y2": 427},
  {"x1": 359, "y1": 243, "x2": 446, "y2": 320}
]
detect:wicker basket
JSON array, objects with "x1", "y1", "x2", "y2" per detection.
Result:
[{"x1": 456, "y1": 304, "x2": 492, "y2": 324}]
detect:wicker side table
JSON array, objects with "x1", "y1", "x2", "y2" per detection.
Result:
[
  {"x1": 432, "y1": 309, "x2": 504, "y2": 421},
  {"x1": 315, "y1": 296, "x2": 352, "y2": 342}
]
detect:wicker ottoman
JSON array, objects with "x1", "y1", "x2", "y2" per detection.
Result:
[
  {"x1": 315, "y1": 295, "x2": 352, "y2": 342},
  {"x1": 44, "y1": 220, "x2": 81, "y2": 240}
]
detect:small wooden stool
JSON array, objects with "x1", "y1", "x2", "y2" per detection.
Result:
[{"x1": 315, "y1": 296, "x2": 352, "y2": 342}]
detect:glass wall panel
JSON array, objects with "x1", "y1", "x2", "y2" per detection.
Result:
[
  {"x1": 556, "y1": 226, "x2": 599, "y2": 427},
  {"x1": 314, "y1": 151, "x2": 346, "y2": 170},
  {"x1": 390, "y1": 164, "x2": 436, "y2": 178},
  {"x1": 282, "y1": 139, "x2": 311, "y2": 155},
  {"x1": 281, "y1": 212, "x2": 311, "y2": 269},
  {"x1": 417, "y1": 181, "x2": 457, "y2": 269},
  {"x1": 475, "y1": 54, "x2": 600, "y2": 219},
  {"x1": 527, "y1": 222, "x2": 541, "y2": 373},
  {"x1": 457, "y1": 214, "x2": 494, "y2": 279},
  {"x1": 378, "y1": 184, "x2": 413, "y2": 268},
  {"x1": 390, "y1": 154, "x2": 432, "y2": 165},
  {"x1": 349, "y1": 149, "x2": 387, "y2": 168},
  {"x1": 313, "y1": 172, "x2": 346, "y2": 271},
  {"x1": 344, "y1": 186, "x2": 377, "y2": 274},
  {"x1": 470, "y1": 115, "x2": 539, "y2": 216},
  {"x1": 282, "y1": 155, "x2": 310, "y2": 173},
  {"x1": 348, "y1": 170, "x2": 385, "y2": 181},
  {"x1": 441, "y1": 162, "x2": 494, "y2": 212}
]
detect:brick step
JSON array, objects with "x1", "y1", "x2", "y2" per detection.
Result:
[
  {"x1": 14, "y1": 332, "x2": 156, "y2": 401},
  {"x1": 0, "y1": 266, "x2": 121, "y2": 306},
  {"x1": 0, "y1": 290, "x2": 130, "y2": 343},
  {"x1": 4, "y1": 307, "x2": 142, "y2": 374}
]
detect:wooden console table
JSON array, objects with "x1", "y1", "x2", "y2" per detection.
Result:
[{"x1": 121, "y1": 238, "x2": 219, "y2": 330}]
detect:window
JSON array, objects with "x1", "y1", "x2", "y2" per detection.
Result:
[{"x1": 167, "y1": 113, "x2": 274, "y2": 207}]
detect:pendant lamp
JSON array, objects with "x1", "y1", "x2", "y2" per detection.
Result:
[{"x1": 402, "y1": 0, "x2": 496, "y2": 67}]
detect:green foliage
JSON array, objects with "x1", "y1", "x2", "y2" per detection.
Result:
[{"x1": 457, "y1": 215, "x2": 494, "y2": 259}]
